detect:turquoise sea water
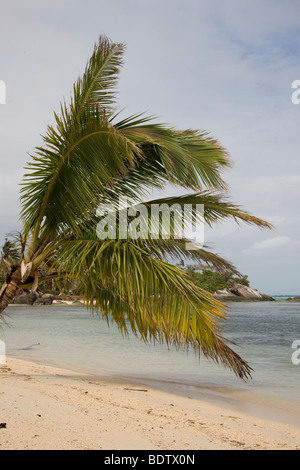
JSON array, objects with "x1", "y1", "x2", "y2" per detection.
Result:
[{"x1": 1, "y1": 301, "x2": 300, "y2": 424}]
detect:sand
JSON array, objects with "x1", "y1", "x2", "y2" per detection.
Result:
[{"x1": 0, "y1": 357, "x2": 299, "y2": 450}]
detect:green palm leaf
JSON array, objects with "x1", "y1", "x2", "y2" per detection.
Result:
[
  {"x1": 114, "y1": 116, "x2": 231, "y2": 192},
  {"x1": 45, "y1": 235, "x2": 252, "y2": 379},
  {"x1": 74, "y1": 35, "x2": 125, "y2": 114}
]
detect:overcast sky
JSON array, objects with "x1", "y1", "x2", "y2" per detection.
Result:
[{"x1": 0, "y1": 0, "x2": 299, "y2": 294}]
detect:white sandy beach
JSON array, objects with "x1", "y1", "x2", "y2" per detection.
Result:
[{"x1": 0, "y1": 357, "x2": 299, "y2": 450}]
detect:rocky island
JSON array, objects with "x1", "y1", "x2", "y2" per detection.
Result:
[
  {"x1": 287, "y1": 296, "x2": 300, "y2": 302},
  {"x1": 183, "y1": 267, "x2": 275, "y2": 302},
  {"x1": 214, "y1": 281, "x2": 274, "y2": 302}
]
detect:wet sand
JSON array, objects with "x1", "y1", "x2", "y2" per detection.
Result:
[{"x1": 0, "y1": 357, "x2": 299, "y2": 450}]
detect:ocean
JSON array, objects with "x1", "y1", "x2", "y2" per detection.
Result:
[{"x1": 1, "y1": 300, "x2": 300, "y2": 424}]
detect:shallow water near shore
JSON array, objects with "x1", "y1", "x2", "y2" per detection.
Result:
[{"x1": 2, "y1": 301, "x2": 300, "y2": 425}]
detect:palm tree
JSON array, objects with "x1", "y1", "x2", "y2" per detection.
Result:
[{"x1": 0, "y1": 36, "x2": 272, "y2": 379}]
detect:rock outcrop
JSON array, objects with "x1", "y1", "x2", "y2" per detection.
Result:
[
  {"x1": 33, "y1": 293, "x2": 55, "y2": 305},
  {"x1": 12, "y1": 292, "x2": 54, "y2": 305},
  {"x1": 287, "y1": 296, "x2": 300, "y2": 302},
  {"x1": 214, "y1": 282, "x2": 274, "y2": 302},
  {"x1": 11, "y1": 293, "x2": 84, "y2": 306}
]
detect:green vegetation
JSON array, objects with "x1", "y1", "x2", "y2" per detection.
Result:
[
  {"x1": 1, "y1": 237, "x2": 20, "y2": 263},
  {"x1": 185, "y1": 266, "x2": 249, "y2": 294},
  {"x1": 0, "y1": 36, "x2": 272, "y2": 379},
  {"x1": 0, "y1": 262, "x2": 5, "y2": 286},
  {"x1": 0, "y1": 236, "x2": 81, "y2": 297},
  {"x1": 0, "y1": 236, "x2": 21, "y2": 285}
]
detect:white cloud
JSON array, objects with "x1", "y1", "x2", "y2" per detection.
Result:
[{"x1": 243, "y1": 235, "x2": 300, "y2": 256}]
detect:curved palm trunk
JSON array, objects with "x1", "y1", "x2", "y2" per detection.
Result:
[
  {"x1": 0, "y1": 267, "x2": 22, "y2": 315},
  {"x1": 0, "y1": 281, "x2": 19, "y2": 314}
]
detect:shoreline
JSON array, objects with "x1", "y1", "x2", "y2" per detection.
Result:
[
  {"x1": 0, "y1": 356, "x2": 299, "y2": 450},
  {"x1": 8, "y1": 296, "x2": 300, "y2": 310},
  {"x1": 6, "y1": 344, "x2": 300, "y2": 429}
]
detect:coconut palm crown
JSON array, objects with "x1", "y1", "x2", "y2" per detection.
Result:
[{"x1": 0, "y1": 36, "x2": 272, "y2": 379}]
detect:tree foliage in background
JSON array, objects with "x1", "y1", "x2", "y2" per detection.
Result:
[{"x1": 185, "y1": 265, "x2": 250, "y2": 294}]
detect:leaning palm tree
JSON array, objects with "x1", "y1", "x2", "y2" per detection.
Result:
[{"x1": 0, "y1": 36, "x2": 272, "y2": 379}]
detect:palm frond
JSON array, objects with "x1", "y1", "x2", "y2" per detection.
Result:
[
  {"x1": 115, "y1": 115, "x2": 231, "y2": 191},
  {"x1": 11, "y1": 35, "x2": 274, "y2": 381},
  {"x1": 20, "y1": 111, "x2": 139, "y2": 235},
  {"x1": 19, "y1": 37, "x2": 239, "y2": 240},
  {"x1": 48, "y1": 236, "x2": 251, "y2": 379},
  {"x1": 143, "y1": 238, "x2": 240, "y2": 274},
  {"x1": 141, "y1": 192, "x2": 273, "y2": 229},
  {"x1": 74, "y1": 35, "x2": 125, "y2": 115}
]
